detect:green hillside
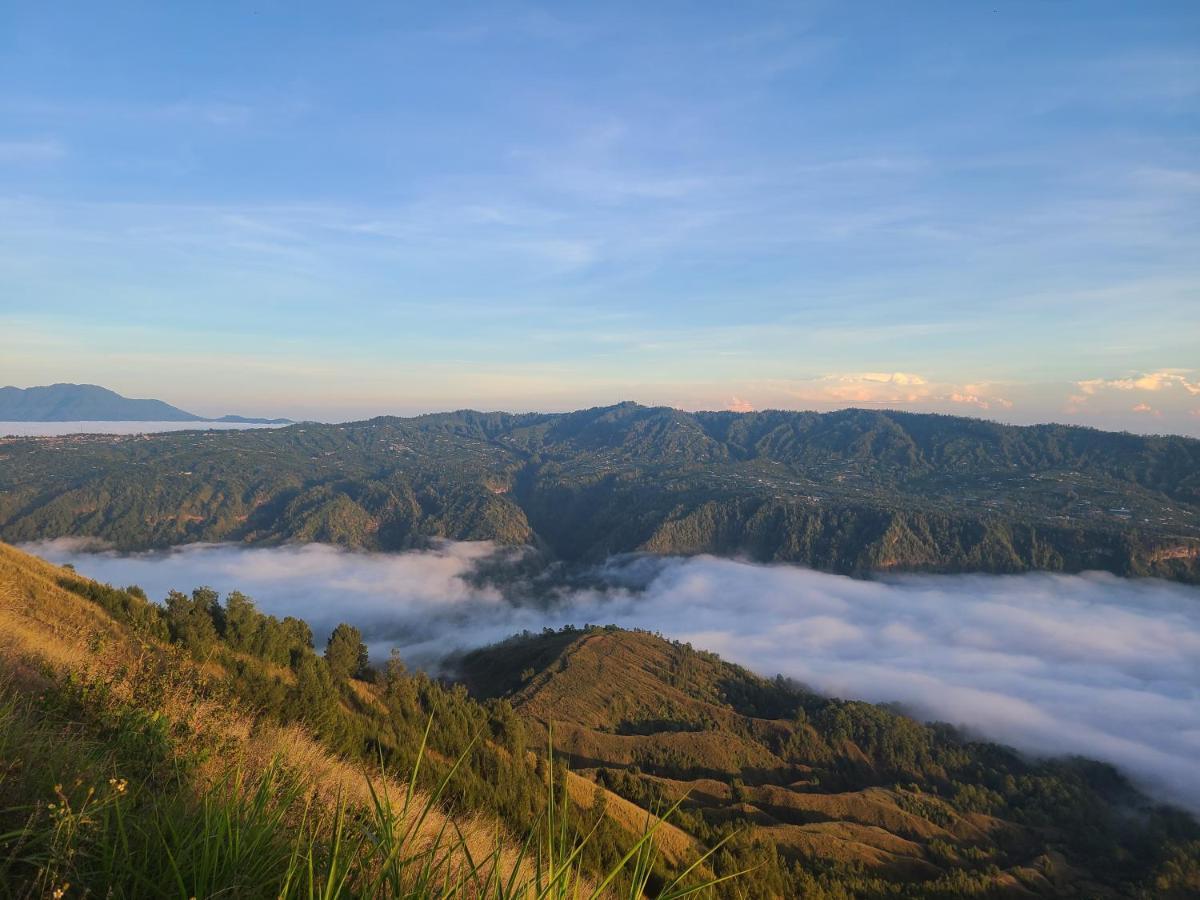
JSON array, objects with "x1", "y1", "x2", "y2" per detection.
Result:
[{"x1": 1, "y1": 403, "x2": 1197, "y2": 581}]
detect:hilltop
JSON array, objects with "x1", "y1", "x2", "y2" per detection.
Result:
[
  {"x1": 0, "y1": 402, "x2": 1197, "y2": 580},
  {"x1": 460, "y1": 626, "x2": 1200, "y2": 896},
  {"x1": 0, "y1": 383, "x2": 290, "y2": 424}
]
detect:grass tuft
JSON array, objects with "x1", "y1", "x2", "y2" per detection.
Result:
[{"x1": 0, "y1": 677, "x2": 736, "y2": 898}]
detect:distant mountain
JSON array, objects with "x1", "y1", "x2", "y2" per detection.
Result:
[
  {"x1": 1, "y1": 401, "x2": 1197, "y2": 580},
  {"x1": 0, "y1": 383, "x2": 200, "y2": 421},
  {"x1": 0, "y1": 383, "x2": 290, "y2": 424}
]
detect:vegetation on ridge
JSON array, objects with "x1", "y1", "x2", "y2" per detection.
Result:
[
  {"x1": 460, "y1": 626, "x2": 1200, "y2": 897},
  {"x1": 1, "y1": 403, "x2": 1198, "y2": 581}
]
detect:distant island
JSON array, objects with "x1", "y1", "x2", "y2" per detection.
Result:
[{"x1": 0, "y1": 383, "x2": 291, "y2": 424}]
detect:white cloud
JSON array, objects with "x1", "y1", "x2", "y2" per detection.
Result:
[
  {"x1": 1078, "y1": 369, "x2": 1200, "y2": 396},
  {"x1": 726, "y1": 396, "x2": 755, "y2": 413},
  {"x1": 755, "y1": 372, "x2": 1013, "y2": 412},
  {"x1": 1066, "y1": 371, "x2": 1200, "y2": 429},
  {"x1": 22, "y1": 541, "x2": 1200, "y2": 814}
]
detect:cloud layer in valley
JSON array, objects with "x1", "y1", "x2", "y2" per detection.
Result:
[
  {"x1": 0, "y1": 421, "x2": 283, "y2": 437},
  {"x1": 25, "y1": 539, "x2": 1200, "y2": 813}
]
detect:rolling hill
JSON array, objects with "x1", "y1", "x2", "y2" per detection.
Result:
[
  {"x1": 460, "y1": 626, "x2": 1200, "y2": 897},
  {"x1": 0, "y1": 402, "x2": 1197, "y2": 581}
]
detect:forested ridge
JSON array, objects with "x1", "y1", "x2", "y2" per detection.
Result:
[{"x1": 1, "y1": 402, "x2": 1198, "y2": 580}]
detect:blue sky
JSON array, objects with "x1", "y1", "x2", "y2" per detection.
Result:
[{"x1": 1, "y1": 2, "x2": 1198, "y2": 432}]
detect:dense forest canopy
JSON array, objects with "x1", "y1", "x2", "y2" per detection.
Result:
[{"x1": 1, "y1": 403, "x2": 1198, "y2": 581}]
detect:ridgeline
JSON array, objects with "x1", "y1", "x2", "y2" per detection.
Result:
[{"x1": 1, "y1": 402, "x2": 1197, "y2": 581}]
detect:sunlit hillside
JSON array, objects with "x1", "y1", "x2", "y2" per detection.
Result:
[
  {"x1": 0, "y1": 542, "x2": 722, "y2": 898},
  {"x1": 461, "y1": 627, "x2": 1200, "y2": 897}
]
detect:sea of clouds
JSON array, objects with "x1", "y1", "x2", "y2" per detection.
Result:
[
  {"x1": 0, "y1": 421, "x2": 283, "y2": 437},
  {"x1": 23, "y1": 539, "x2": 1200, "y2": 813}
]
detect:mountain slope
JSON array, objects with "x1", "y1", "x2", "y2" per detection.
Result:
[
  {"x1": 0, "y1": 541, "x2": 533, "y2": 894},
  {"x1": 460, "y1": 626, "x2": 1200, "y2": 897},
  {"x1": 0, "y1": 402, "x2": 1198, "y2": 580}
]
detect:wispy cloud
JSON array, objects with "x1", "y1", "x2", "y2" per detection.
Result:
[
  {"x1": 1, "y1": 5, "x2": 1196, "y2": 433},
  {"x1": 0, "y1": 138, "x2": 65, "y2": 163},
  {"x1": 743, "y1": 372, "x2": 1014, "y2": 412},
  {"x1": 726, "y1": 396, "x2": 754, "y2": 413}
]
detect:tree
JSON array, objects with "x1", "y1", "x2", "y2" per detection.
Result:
[
  {"x1": 325, "y1": 623, "x2": 369, "y2": 681},
  {"x1": 164, "y1": 588, "x2": 220, "y2": 656},
  {"x1": 291, "y1": 653, "x2": 341, "y2": 739},
  {"x1": 280, "y1": 616, "x2": 314, "y2": 667},
  {"x1": 223, "y1": 590, "x2": 261, "y2": 653}
]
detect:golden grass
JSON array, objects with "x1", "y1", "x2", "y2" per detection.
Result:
[
  {"x1": 0, "y1": 541, "x2": 529, "y2": 888},
  {"x1": 562, "y1": 769, "x2": 698, "y2": 868}
]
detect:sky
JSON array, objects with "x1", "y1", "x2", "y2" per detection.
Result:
[
  {"x1": 24, "y1": 539, "x2": 1200, "y2": 812},
  {"x1": 1, "y1": 2, "x2": 1198, "y2": 432}
]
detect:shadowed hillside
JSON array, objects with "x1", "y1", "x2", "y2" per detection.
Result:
[
  {"x1": 1, "y1": 403, "x2": 1198, "y2": 581},
  {"x1": 460, "y1": 627, "x2": 1200, "y2": 898}
]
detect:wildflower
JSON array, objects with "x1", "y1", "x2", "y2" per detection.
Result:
[{"x1": 52, "y1": 883, "x2": 70, "y2": 898}]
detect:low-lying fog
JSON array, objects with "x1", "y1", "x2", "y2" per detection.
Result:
[
  {"x1": 24, "y1": 539, "x2": 1200, "y2": 813},
  {"x1": 0, "y1": 422, "x2": 284, "y2": 437}
]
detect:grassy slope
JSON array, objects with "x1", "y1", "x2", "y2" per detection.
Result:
[
  {"x1": 0, "y1": 543, "x2": 527, "y2": 892},
  {"x1": 0, "y1": 542, "x2": 726, "y2": 899}
]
